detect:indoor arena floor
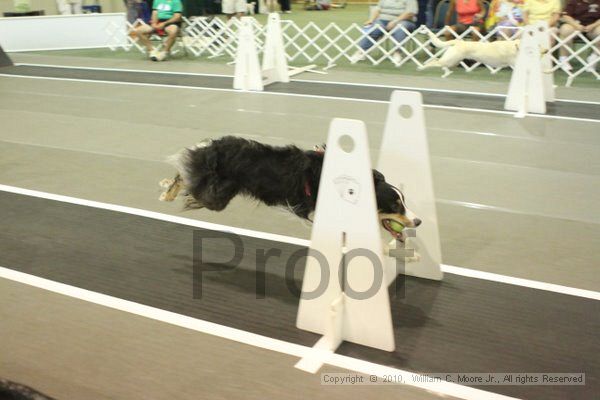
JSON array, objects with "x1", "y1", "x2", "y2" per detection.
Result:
[{"x1": 0, "y1": 52, "x2": 599, "y2": 400}]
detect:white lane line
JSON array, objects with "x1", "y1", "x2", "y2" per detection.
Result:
[
  {"x1": 293, "y1": 78, "x2": 600, "y2": 105},
  {"x1": 425, "y1": 104, "x2": 600, "y2": 124},
  {"x1": 0, "y1": 267, "x2": 519, "y2": 400},
  {"x1": 438, "y1": 198, "x2": 599, "y2": 226},
  {"x1": 442, "y1": 265, "x2": 600, "y2": 300},
  {"x1": 1, "y1": 183, "x2": 599, "y2": 300},
  {"x1": 13, "y1": 63, "x2": 600, "y2": 105},
  {"x1": 0, "y1": 74, "x2": 598, "y2": 124}
]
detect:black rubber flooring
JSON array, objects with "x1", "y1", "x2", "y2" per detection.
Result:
[
  {"x1": 1, "y1": 64, "x2": 598, "y2": 121},
  {"x1": 0, "y1": 46, "x2": 13, "y2": 68},
  {"x1": 1, "y1": 191, "x2": 598, "y2": 399}
]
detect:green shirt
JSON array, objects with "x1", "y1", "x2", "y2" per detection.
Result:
[{"x1": 153, "y1": 0, "x2": 183, "y2": 20}]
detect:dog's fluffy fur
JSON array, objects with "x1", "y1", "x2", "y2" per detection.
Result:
[
  {"x1": 420, "y1": 31, "x2": 520, "y2": 77},
  {"x1": 159, "y1": 136, "x2": 420, "y2": 241}
]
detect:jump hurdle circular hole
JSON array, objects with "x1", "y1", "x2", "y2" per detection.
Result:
[
  {"x1": 398, "y1": 104, "x2": 413, "y2": 119},
  {"x1": 338, "y1": 134, "x2": 355, "y2": 153}
]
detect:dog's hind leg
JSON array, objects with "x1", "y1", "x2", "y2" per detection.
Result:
[
  {"x1": 182, "y1": 194, "x2": 205, "y2": 210},
  {"x1": 418, "y1": 59, "x2": 444, "y2": 70},
  {"x1": 194, "y1": 180, "x2": 239, "y2": 212},
  {"x1": 159, "y1": 174, "x2": 183, "y2": 202}
]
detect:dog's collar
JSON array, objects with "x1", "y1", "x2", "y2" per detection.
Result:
[{"x1": 304, "y1": 180, "x2": 312, "y2": 197}]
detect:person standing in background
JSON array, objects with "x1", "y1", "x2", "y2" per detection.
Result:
[
  {"x1": 222, "y1": 0, "x2": 248, "y2": 19},
  {"x1": 522, "y1": 0, "x2": 561, "y2": 28},
  {"x1": 56, "y1": 0, "x2": 82, "y2": 14},
  {"x1": 279, "y1": 0, "x2": 291, "y2": 13}
]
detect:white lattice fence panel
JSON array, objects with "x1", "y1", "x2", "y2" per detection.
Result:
[{"x1": 106, "y1": 16, "x2": 599, "y2": 86}]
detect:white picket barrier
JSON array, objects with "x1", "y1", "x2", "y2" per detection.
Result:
[
  {"x1": 107, "y1": 16, "x2": 599, "y2": 87},
  {"x1": 295, "y1": 91, "x2": 442, "y2": 373}
]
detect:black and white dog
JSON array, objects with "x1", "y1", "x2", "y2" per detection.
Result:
[{"x1": 159, "y1": 136, "x2": 421, "y2": 242}]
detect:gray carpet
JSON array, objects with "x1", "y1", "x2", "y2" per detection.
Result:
[
  {"x1": 1, "y1": 64, "x2": 598, "y2": 120},
  {"x1": 1, "y1": 191, "x2": 598, "y2": 400}
]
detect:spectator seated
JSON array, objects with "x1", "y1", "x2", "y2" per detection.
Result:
[{"x1": 443, "y1": 0, "x2": 489, "y2": 41}]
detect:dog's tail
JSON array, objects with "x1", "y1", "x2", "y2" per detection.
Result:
[
  {"x1": 165, "y1": 139, "x2": 213, "y2": 185},
  {"x1": 428, "y1": 31, "x2": 456, "y2": 48}
]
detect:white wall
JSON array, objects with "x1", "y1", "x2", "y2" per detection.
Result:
[
  {"x1": 0, "y1": 12, "x2": 127, "y2": 51},
  {"x1": 0, "y1": 0, "x2": 126, "y2": 16}
]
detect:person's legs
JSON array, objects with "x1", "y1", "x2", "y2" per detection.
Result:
[
  {"x1": 495, "y1": 21, "x2": 517, "y2": 40},
  {"x1": 135, "y1": 22, "x2": 155, "y2": 53},
  {"x1": 358, "y1": 19, "x2": 386, "y2": 51},
  {"x1": 125, "y1": 0, "x2": 138, "y2": 23},
  {"x1": 390, "y1": 20, "x2": 416, "y2": 64},
  {"x1": 56, "y1": 0, "x2": 71, "y2": 15},
  {"x1": 445, "y1": 23, "x2": 465, "y2": 40},
  {"x1": 279, "y1": 0, "x2": 291, "y2": 12},
  {"x1": 266, "y1": 0, "x2": 277, "y2": 12},
  {"x1": 163, "y1": 24, "x2": 180, "y2": 53},
  {"x1": 390, "y1": 20, "x2": 416, "y2": 43},
  {"x1": 559, "y1": 23, "x2": 576, "y2": 58},
  {"x1": 470, "y1": 25, "x2": 481, "y2": 41},
  {"x1": 233, "y1": 0, "x2": 246, "y2": 18},
  {"x1": 558, "y1": 23, "x2": 577, "y2": 70},
  {"x1": 222, "y1": 0, "x2": 235, "y2": 19},
  {"x1": 585, "y1": 26, "x2": 600, "y2": 70},
  {"x1": 71, "y1": 0, "x2": 82, "y2": 14},
  {"x1": 426, "y1": 0, "x2": 435, "y2": 28}
]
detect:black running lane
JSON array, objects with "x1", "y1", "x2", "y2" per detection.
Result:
[
  {"x1": 1, "y1": 64, "x2": 598, "y2": 121},
  {"x1": 1, "y1": 192, "x2": 598, "y2": 399}
]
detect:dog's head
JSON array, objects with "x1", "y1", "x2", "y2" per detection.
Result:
[{"x1": 373, "y1": 171, "x2": 421, "y2": 242}]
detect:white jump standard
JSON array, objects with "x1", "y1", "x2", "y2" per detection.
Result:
[
  {"x1": 295, "y1": 91, "x2": 443, "y2": 373},
  {"x1": 233, "y1": 14, "x2": 316, "y2": 91}
]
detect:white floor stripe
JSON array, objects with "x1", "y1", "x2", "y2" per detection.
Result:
[
  {"x1": 0, "y1": 183, "x2": 598, "y2": 300},
  {"x1": 0, "y1": 74, "x2": 598, "y2": 124},
  {"x1": 0, "y1": 267, "x2": 519, "y2": 400}
]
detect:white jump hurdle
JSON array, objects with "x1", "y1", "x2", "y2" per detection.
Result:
[
  {"x1": 295, "y1": 91, "x2": 442, "y2": 373},
  {"x1": 233, "y1": 14, "x2": 317, "y2": 91},
  {"x1": 505, "y1": 21, "x2": 555, "y2": 117}
]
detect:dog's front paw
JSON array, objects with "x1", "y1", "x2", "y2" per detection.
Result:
[{"x1": 159, "y1": 178, "x2": 173, "y2": 188}]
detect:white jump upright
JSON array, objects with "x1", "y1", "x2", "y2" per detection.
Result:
[
  {"x1": 505, "y1": 21, "x2": 555, "y2": 117},
  {"x1": 377, "y1": 91, "x2": 443, "y2": 282},
  {"x1": 262, "y1": 13, "x2": 290, "y2": 85},
  {"x1": 233, "y1": 17, "x2": 263, "y2": 91},
  {"x1": 294, "y1": 91, "x2": 444, "y2": 373},
  {"x1": 295, "y1": 119, "x2": 395, "y2": 373},
  {"x1": 233, "y1": 14, "x2": 317, "y2": 91}
]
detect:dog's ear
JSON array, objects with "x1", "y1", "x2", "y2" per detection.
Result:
[{"x1": 372, "y1": 169, "x2": 386, "y2": 186}]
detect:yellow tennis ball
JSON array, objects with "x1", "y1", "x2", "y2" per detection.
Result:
[{"x1": 388, "y1": 220, "x2": 405, "y2": 232}]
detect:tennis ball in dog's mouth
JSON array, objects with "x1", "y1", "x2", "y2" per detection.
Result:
[{"x1": 387, "y1": 220, "x2": 405, "y2": 233}]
